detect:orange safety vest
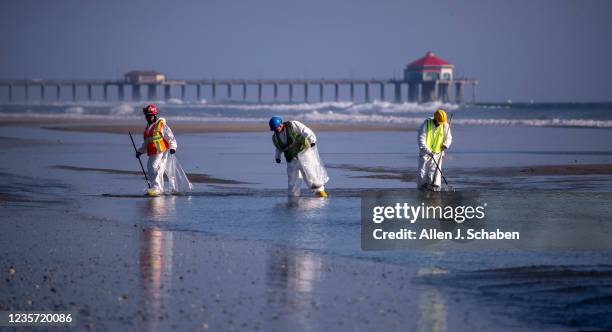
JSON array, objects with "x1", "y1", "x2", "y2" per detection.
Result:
[{"x1": 143, "y1": 119, "x2": 170, "y2": 156}]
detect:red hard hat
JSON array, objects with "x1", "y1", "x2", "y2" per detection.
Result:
[{"x1": 143, "y1": 104, "x2": 158, "y2": 115}]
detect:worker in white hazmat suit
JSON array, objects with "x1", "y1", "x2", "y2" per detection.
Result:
[
  {"x1": 269, "y1": 117, "x2": 328, "y2": 198},
  {"x1": 136, "y1": 104, "x2": 178, "y2": 196},
  {"x1": 417, "y1": 109, "x2": 452, "y2": 191}
]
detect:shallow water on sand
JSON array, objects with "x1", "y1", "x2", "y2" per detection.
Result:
[{"x1": 2, "y1": 124, "x2": 612, "y2": 330}]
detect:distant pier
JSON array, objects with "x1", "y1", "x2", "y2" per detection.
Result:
[{"x1": 0, "y1": 52, "x2": 477, "y2": 104}]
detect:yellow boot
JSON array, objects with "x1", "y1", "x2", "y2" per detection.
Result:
[{"x1": 146, "y1": 189, "x2": 160, "y2": 197}]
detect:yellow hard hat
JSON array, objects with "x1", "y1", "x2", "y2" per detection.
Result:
[{"x1": 434, "y1": 109, "x2": 447, "y2": 124}]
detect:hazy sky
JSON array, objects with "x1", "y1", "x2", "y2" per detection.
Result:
[{"x1": 1, "y1": 0, "x2": 611, "y2": 102}]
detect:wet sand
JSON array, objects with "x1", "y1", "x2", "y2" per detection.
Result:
[
  {"x1": 54, "y1": 162, "x2": 612, "y2": 191},
  {"x1": 329, "y1": 163, "x2": 612, "y2": 181},
  {"x1": 52, "y1": 165, "x2": 251, "y2": 185},
  {"x1": 0, "y1": 199, "x2": 509, "y2": 331},
  {"x1": 0, "y1": 117, "x2": 414, "y2": 133},
  {"x1": 2, "y1": 122, "x2": 612, "y2": 330},
  {"x1": 0, "y1": 135, "x2": 53, "y2": 148}
]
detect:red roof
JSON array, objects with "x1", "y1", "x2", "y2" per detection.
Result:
[{"x1": 407, "y1": 52, "x2": 453, "y2": 69}]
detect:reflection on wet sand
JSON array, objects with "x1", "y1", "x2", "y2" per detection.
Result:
[
  {"x1": 284, "y1": 196, "x2": 328, "y2": 215},
  {"x1": 265, "y1": 196, "x2": 327, "y2": 330},
  {"x1": 139, "y1": 197, "x2": 175, "y2": 331},
  {"x1": 266, "y1": 248, "x2": 323, "y2": 330},
  {"x1": 418, "y1": 287, "x2": 447, "y2": 332}
]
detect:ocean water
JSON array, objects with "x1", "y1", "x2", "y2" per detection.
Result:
[{"x1": 2, "y1": 100, "x2": 612, "y2": 128}]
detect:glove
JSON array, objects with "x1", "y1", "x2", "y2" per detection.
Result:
[
  {"x1": 310, "y1": 143, "x2": 316, "y2": 148},
  {"x1": 136, "y1": 151, "x2": 142, "y2": 158},
  {"x1": 170, "y1": 149, "x2": 176, "y2": 155},
  {"x1": 276, "y1": 158, "x2": 281, "y2": 164}
]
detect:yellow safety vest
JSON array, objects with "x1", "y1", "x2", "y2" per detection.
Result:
[
  {"x1": 144, "y1": 119, "x2": 170, "y2": 156},
  {"x1": 425, "y1": 118, "x2": 445, "y2": 154}
]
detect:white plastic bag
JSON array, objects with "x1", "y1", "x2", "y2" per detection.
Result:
[
  {"x1": 297, "y1": 145, "x2": 329, "y2": 189},
  {"x1": 165, "y1": 154, "x2": 193, "y2": 194}
]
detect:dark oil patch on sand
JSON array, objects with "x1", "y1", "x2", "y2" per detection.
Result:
[
  {"x1": 328, "y1": 164, "x2": 417, "y2": 181},
  {"x1": 52, "y1": 165, "x2": 252, "y2": 185},
  {"x1": 329, "y1": 163, "x2": 612, "y2": 180},
  {"x1": 0, "y1": 136, "x2": 54, "y2": 148},
  {"x1": 0, "y1": 172, "x2": 70, "y2": 205},
  {"x1": 417, "y1": 265, "x2": 612, "y2": 330}
]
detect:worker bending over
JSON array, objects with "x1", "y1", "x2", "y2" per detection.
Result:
[
  {"x1": 269, "y1": 117, "x2": 328, "y2": 198},
  {"x1": 417, "y1": 109, "x2": 452, "y2": 191}
]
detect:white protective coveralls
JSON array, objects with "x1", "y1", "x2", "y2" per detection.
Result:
[
  {"x1": 274, "y1": 121, "x2": 327, "y2": 196},
  {"x1": 417, "y1": 119, "x2": 452, "y2": 190},
  {"x1": 138, "y1": 117, "x2": 178, "y2": 194}
]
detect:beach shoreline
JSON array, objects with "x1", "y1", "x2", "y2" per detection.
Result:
[{"x1": 0, "y1": 117, "x2": 416, "y2": 133}]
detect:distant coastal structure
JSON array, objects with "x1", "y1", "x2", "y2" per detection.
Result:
[
  {"x1": 0, "y1": 52, "x2": 477, "y2": 104},
  {"x1": 404, "y1": 52, "x2": 475, "y2": 103}
]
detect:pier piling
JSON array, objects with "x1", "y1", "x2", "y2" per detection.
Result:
[
  {"x1": 147, "y1": 84, "x2": 157, "y2": 100},
  {"x1": 118, "y1": 84, "x2": 125, "y2": 101},
  {"x1": 394, "y1": 83, "x2": 401, "y2": 103},
  {"x1": 334, "y1": 83, "x2": 339, "y2": 102},
  {"x1": 319, "y1": 83, "x2": 324, "y2": 102},
  {"x1": 258, "y1": 83, "x2": 263, "y2": 102}
]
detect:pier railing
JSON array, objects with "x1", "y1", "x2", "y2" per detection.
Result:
[{"x1": 0, "y1": 78, "x2": 477, "y2": 104}]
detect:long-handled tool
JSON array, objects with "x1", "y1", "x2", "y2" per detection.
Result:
[
  {"x1": 430, "y1": 114, "x2": 453, "y2": 191},
  {"x1": 129, "y1": 132, "x2": 152, "y2": 189},
  {"x1": 429, "y1": 152, "x2": 451, "y2": 190}
]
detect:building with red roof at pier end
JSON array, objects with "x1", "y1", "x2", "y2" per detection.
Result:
[{"x1": 403, "y1": 51, "x2": 476, "y2": 103}]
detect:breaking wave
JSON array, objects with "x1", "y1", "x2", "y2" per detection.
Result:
[
  {"x1": 2, "y1": 110, "x2": 611, "y2": 128},
  {"x1": 109, "y1": 104, "x2": 134, "y2": 115},
  {"x1": 293, "y1": 111, "x2": 612, "y2": 128},
  {"x1": 1, "y1": 101, "x2": 611, "y2": 128}
]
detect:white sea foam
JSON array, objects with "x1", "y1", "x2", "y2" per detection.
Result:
[
  {"x1": 2, "y1": 110, "x2": 610, "y2": 128},
  {"x1": 293, "y1": 111, "x2": 411, "y2": 124},
  {"x1": 65, "y1": 107, "x2": 84, "y2": 114},
  {"x1": 291, "y1": 111, "x2": 612, "y2": 128},
  {"x1": 0, "y1": 112, "x2": 265, "y2": 123},
  {"x1": 347, "y1": 100, "x2": 459, "y2": 114},
  {"x1": 453, "y1": 118, "x2": 612, "y2": 128},
  {"x1": 166, "y1": 98, "x2": 185, "y2": 105},
  {"x1": 2, "y1": 100, "x2": 611, "y2": 129},
  {"x1": 3, "y1": 100, "x2": 455, "y2": 114},
  {"x1": 110, "y1": 104, "x2": 135, "y2": 115},
  {"x1": 204, "y1": 101, "x2": 354, "y2": 112}
]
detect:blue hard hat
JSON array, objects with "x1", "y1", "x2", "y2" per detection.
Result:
[{"x1": 269, "y1": 116, "x2": 283, "y2": 131}]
